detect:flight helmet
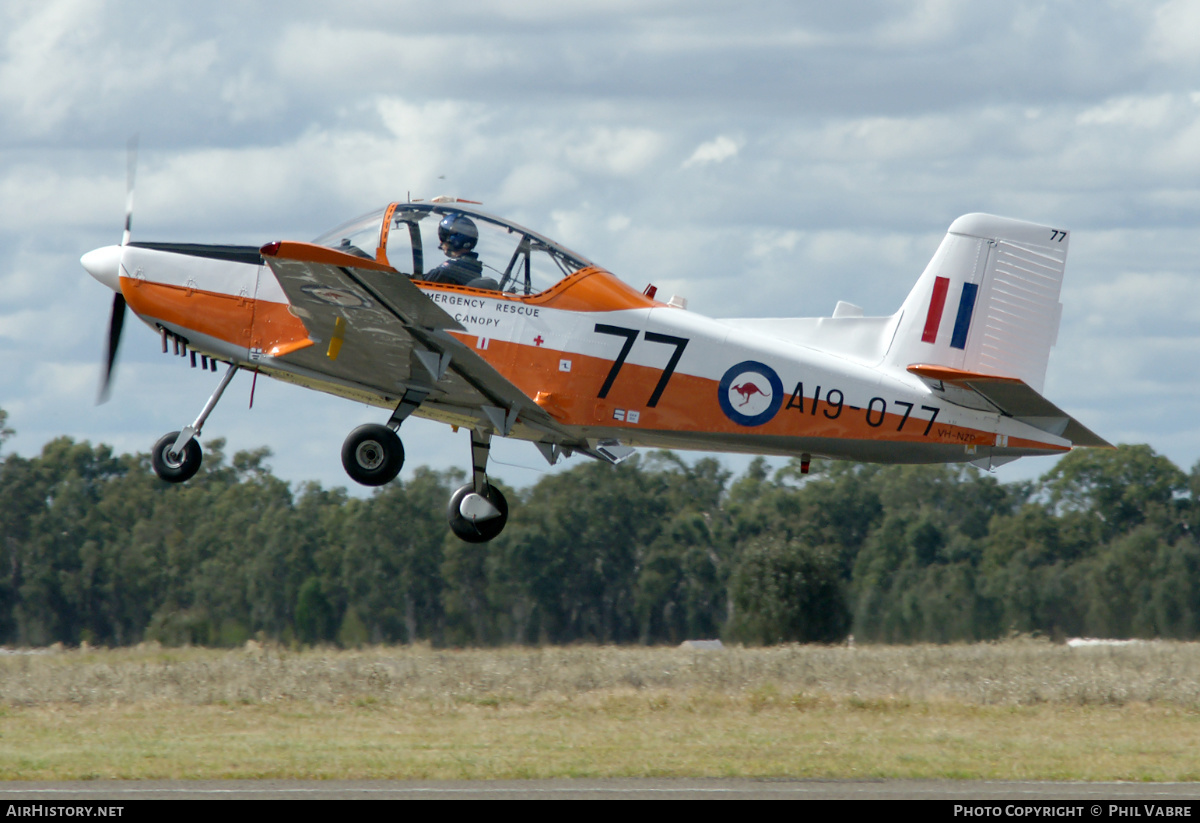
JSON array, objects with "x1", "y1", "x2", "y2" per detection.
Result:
[{"x1": 438, "y1": 213, "x2": 479, "y2": 253}]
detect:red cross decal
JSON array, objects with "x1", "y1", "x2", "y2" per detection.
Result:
[{"x1": 533, "y1": 335, "x2": 544, "y2": 346}]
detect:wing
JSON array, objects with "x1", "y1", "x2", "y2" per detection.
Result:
[
  {"x1": 258, "y1": 241, "x2": 570, "y2": 442},
  {"x1": 907, "y1": 364, "x2": 1110, "y2": 447}
]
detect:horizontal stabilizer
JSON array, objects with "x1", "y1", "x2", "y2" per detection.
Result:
[{"x1": 908, "y1": 364, "x2": 1110, "y2": 447}]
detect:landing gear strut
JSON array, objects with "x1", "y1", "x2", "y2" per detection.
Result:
[
  {"x1": 151, "y1": 363, "x2": 239, "y2": 484},
  {"x1": 447, "y1": 429, "x2": 509, "y2": 543}
]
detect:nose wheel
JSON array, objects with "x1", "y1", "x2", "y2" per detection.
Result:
[
  {"x1": 341, "y1": 423, "x2": 405, "y2": 486},
  {"x1": 151, "y1": 431, "x2": 202, "y2": 483},
  {"x1": 151, "y1": 362, "x2": 239, "y2": 484}
]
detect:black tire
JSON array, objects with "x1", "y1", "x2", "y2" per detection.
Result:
[
  {"x1": 151, "y1": 431, "x2": 202, "y2": 483},
  {"x1": 341, "y1": 424, "x2": 404, "y2": 486},
  {"x1": 447, "y1": 482, "x2": 509, "y2": 543}
]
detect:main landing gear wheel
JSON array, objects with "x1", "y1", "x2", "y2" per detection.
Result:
[
  {"x1": 447, "y1": 483, "x2": 509, "y2": 543},
  {"x1": 151, "y1": 431, "x2": 202, "y2": 483},
  {"x1": 341, "y1": 424, "x2": 405, "y2": 486}
]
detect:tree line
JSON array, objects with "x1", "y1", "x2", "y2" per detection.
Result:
[{"x1": 2, "y1": 405, "x2": 1198, "y2": 647}]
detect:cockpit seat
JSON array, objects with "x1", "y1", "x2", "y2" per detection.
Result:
[{"x1": 466, "y1": 276, "x2": 500, "y2": 291}]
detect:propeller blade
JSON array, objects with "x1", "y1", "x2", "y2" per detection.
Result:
[
  {"x1": 99, "y1": 135, "x2": 137, "y2": 403},
  {"x1": 122, "y1": 135, "x2": 137, "y2": 246},
  {"x1": 98, "y1": 292, "x2": 126, "y2": 404}
]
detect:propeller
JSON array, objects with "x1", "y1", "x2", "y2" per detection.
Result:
[
  {"x1": 98, "y1": 293, "x2": 126, "y2": 403},
  {"x1": 97, "y1": 136, "x2": 137, "y2": 404}
]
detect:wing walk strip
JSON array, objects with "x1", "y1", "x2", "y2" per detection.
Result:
[
  {"x1": 335, "y1": 264, "x2": 508, "y2": 409},
  {"x1": 332, "y1": 265, "x2": 568, "y2": 441}
]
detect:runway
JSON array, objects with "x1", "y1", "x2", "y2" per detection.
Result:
[{"x1": 1, "y1": 779, "x2": 1199, "y2": 800}]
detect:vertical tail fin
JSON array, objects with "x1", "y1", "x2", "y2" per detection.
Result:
[{"x1": 885, "y1": 213, "x2": 1068, "y2": 394}]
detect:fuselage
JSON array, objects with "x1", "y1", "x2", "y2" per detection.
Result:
[{"x1": 84, "y1": 237, "x2": 1070, "y2": 468}]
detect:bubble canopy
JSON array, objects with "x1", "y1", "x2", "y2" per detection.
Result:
[{"x1": 312, "y1": 202, "x2": 598, "y2": 295}]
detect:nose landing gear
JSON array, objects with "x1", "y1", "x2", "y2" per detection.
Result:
[
  {"x1": 151, "y1": 362, "x2": 239, "y2": 484},
  {"x1": 151, "y1": 431, "x2": 202, "y2": 482}
]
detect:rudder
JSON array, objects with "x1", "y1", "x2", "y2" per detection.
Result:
[{"x1": 885, "y1": 213, "x2": 1068, "y2": 394}]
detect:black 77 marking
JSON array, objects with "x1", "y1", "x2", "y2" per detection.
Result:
[
  {"x1": 594, "y1": 325, "x2": 690, "y2": 408},
  {"x1": 643, "y1": 332, "x2": 688, "y2": 407},
  {"x1": 594, "y1": 324, "x2": 638, "y2": 398}
]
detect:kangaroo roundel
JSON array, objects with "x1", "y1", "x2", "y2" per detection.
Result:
[{"x1": 718, "y1": 361, "x2": 784, "y2": 427}]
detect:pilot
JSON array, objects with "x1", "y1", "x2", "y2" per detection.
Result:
[{"x1": 424, "y1": 213, "x2": 483, "y2": 286}]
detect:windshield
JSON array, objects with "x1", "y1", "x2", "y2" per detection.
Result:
[
  {"x1": 313, "y1": 202, "x2": 596, "y2": 295},
  {"x1": 312, "y1": 208, "x2": 387, "y2": 261}
]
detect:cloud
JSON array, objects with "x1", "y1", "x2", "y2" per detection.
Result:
[
  {"x1": 566, "y1": 127, "x2": 668, "y2": 176},
  {"x1": 1147, "y1": 0, "x2": 1200, "y2": 67},
  {"x1": 496, "y1": 163, "x2": 581, "y2": 206},
  {"x1": 0, "y1": 0, "x2": 110, "y2": 137},
  {"x1": 0, "y1": 1, "x2": 227, "y2": 144},
  {"x1": 1076, "y1": 93, "x2": 1181, "y2": 129},
  {"x1": 682, "y1": 136, "x2": 739, "y2": 168}
]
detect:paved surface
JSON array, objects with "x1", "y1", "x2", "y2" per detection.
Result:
[{"x1": 0, "y1": 779, "x2": 1199, "y2": 800}]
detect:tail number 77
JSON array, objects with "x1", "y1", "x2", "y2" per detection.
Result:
[{"x1": 594, "y1": 324, "x2": 689, "y2": 408}]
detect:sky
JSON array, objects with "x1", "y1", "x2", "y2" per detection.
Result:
[{"x1": 2, "y1": 0, "x2": 1200, "y2": 494}]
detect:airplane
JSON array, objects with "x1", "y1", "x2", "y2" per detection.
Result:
[{"x1": 81, "y1": 196, "x2": 1109, "y2": 542}]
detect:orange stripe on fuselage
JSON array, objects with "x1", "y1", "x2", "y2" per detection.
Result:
[
  {"x1": 129, "y1": 267, "x2": 1058, "y2": 454},
  {"x1": 250, "y1": 301, "x2": 311, "y2": 355},
  {"x1": 449, "y1": 334, "x2": 1059, "y2": 451},
  {"x1": 122, "y1": 278, "x2": 253, "y2": 347},
  {"x1": 124, "y1": 275, "x2": 1060, "y2": 453},
  {"x1": 120, "y1": 279, "x2": 311, "y2": 354}
]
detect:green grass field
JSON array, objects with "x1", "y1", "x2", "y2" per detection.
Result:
[{"x1": 1, "y1": 640, "x2": 1198, "y2": 780}]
